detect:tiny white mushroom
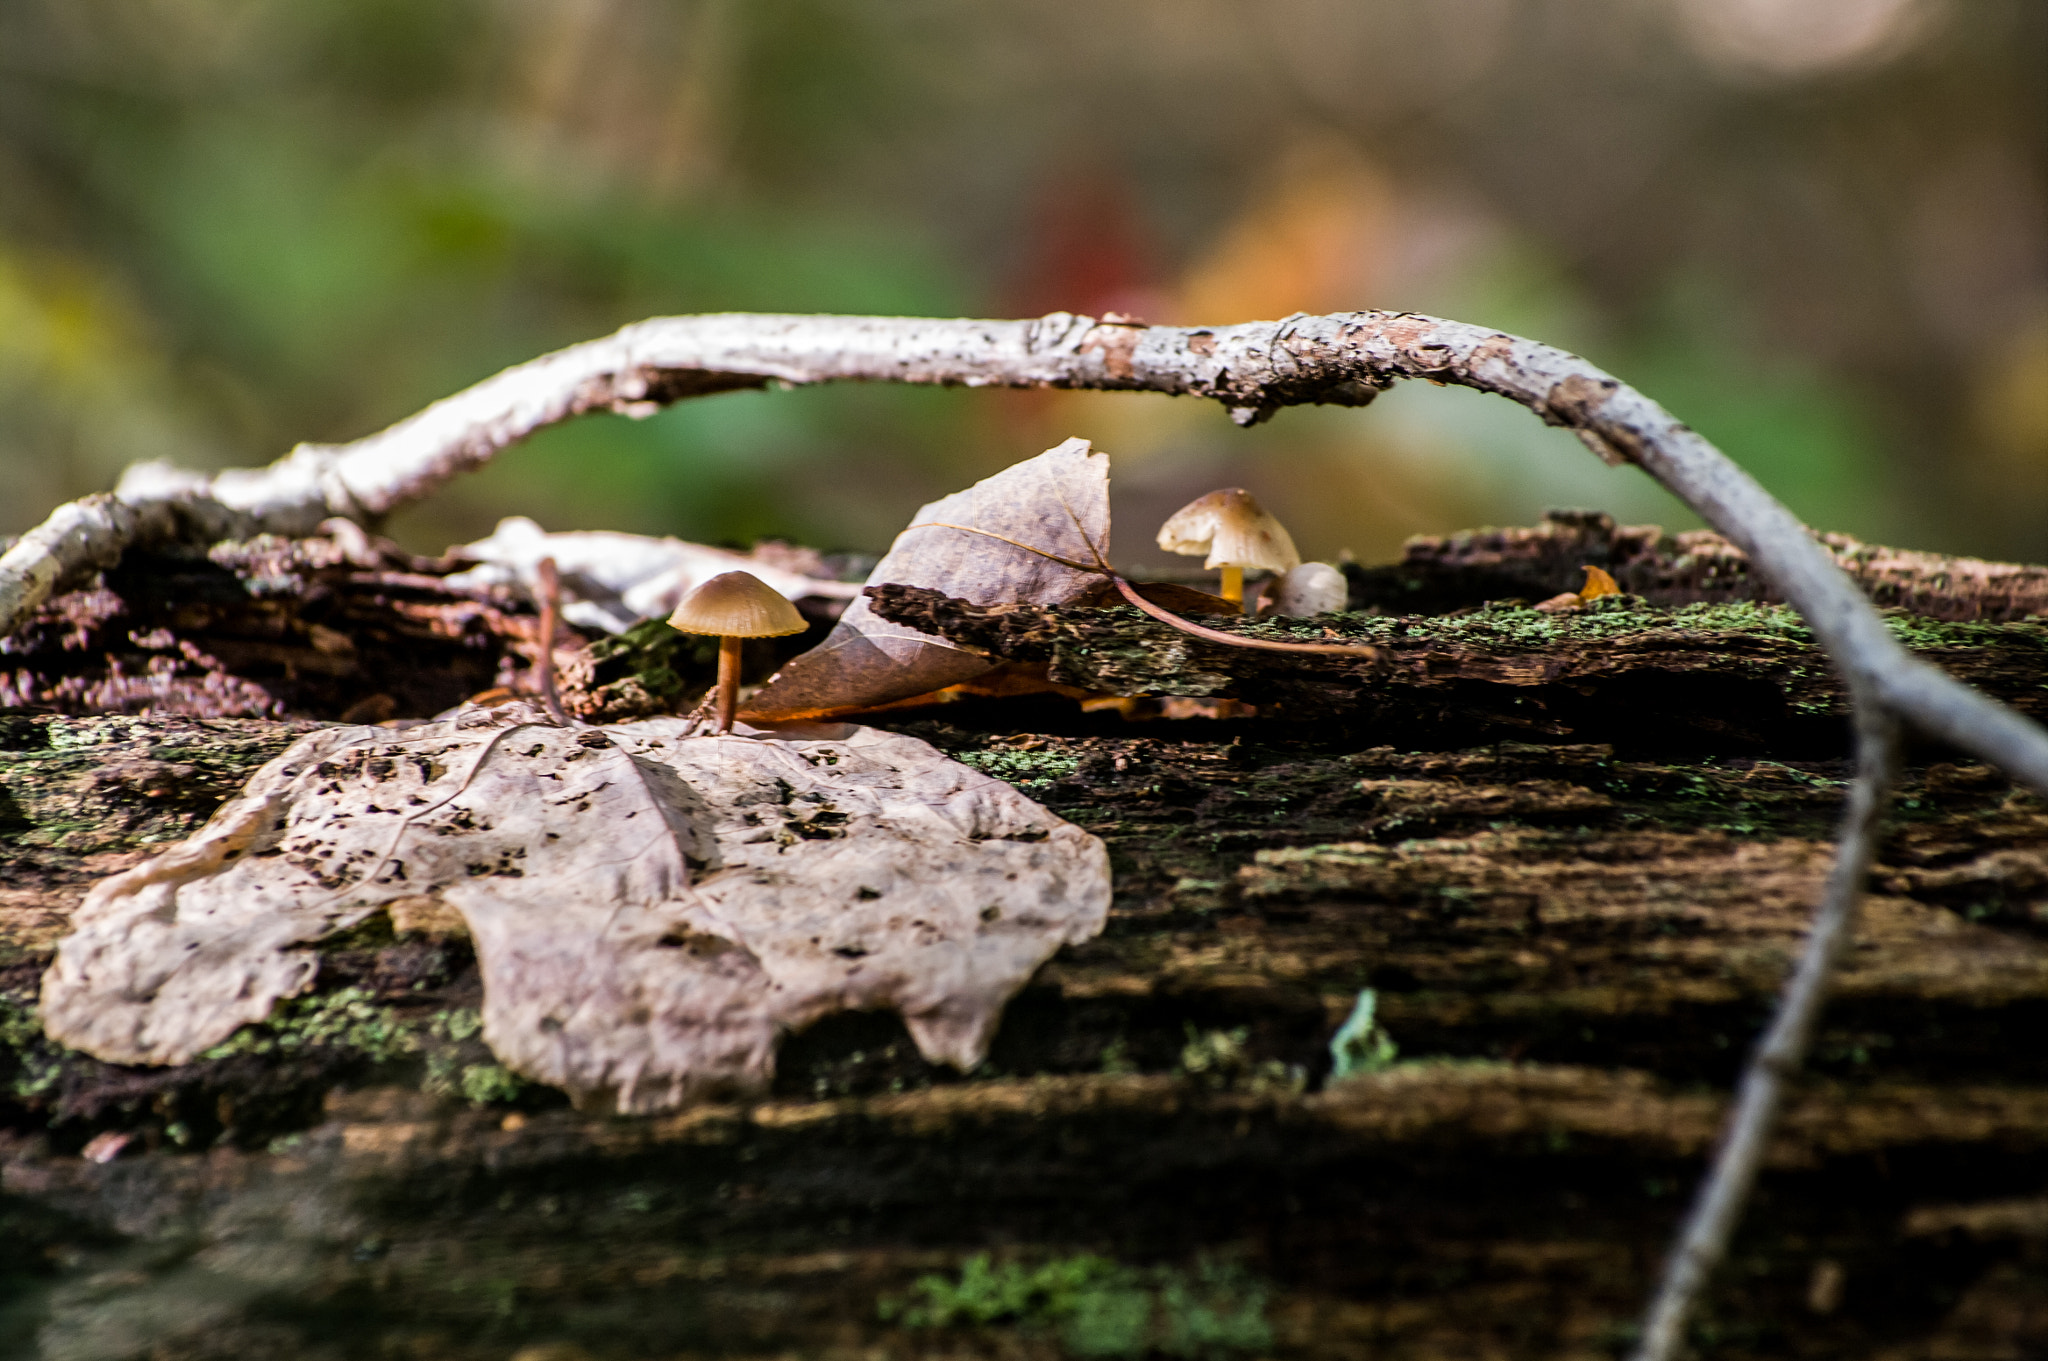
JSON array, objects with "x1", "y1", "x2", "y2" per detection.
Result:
[
  {"x1": 666, "y1": 571, "x2": 807, "y2": 733},
  {"x1": 1156, "y1": 488, "x2": 1300, "y2": 613},
  {"x1": 1264, "y1": 561, "x2": 1349, "y2": 617}
]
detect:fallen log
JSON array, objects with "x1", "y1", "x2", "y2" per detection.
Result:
[
  {"x1": 866, "y1": 581, "x2": 2048, "y2": 752},
  {"x1": 1359, "y1": 509, "x2": 2048, "y2": 621},
  {"x1": 4, "y1": 565, "x2": 2048, "y2": 1353}
]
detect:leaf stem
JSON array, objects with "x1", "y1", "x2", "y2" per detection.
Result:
[{"x1": 1109, "y1": 576, "x2": 1377, "y2": 658}]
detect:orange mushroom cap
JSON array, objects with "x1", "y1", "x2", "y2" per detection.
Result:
[{"x1": 666, "y1": 571, "x2": 807, "y2": 638}]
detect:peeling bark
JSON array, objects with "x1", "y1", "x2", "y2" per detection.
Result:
[
  {"x1": 1360, "y1": 509, "x2": 2048, "y2": 621},
  {"x1": 865, "y1": 582, "x2": 2048, "y2": 748}
]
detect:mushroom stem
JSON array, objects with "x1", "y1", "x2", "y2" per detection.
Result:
[
  {"x1": 715, "y1": 636, "x2": 743, "y2": 734},
  {"x1": 532, "y1": 556, "x2": 572, "y2": 726},
  {"x1": 1219, "y1": 565, "x2": 1244, "y2": 611},
  {"x1": 666, "y1": 570, "x2": 807, "y2": 733}
]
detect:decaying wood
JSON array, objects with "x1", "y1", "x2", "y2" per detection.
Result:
[
  {"x1": 1636, "y1": 706, "x2": 1902, "y2": 1361},
  {"x1": 0, "y1": 526, "x2": 843, "y2": 724},
  {"x1": 5, "y1": 706, "x2": 2048, "y2": 1357},
  {"x1": 0, "y1": 529, "x2": 543, "y2": 721},
  {"x1": 1369, "y1": 509, "x2": 2048, "y2": 622},
  {"x1": 866, "y1": 583, "x2": 2048, "y2": 743}
]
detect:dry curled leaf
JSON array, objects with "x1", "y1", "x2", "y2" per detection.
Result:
[
  {"x1": 41, "y1": 701, "x2": 1109, "y2": 1113},
  {"x1": 742, "y1": 438, "x2": 1111, "y2": 720},
  {"x1": 1579, "y1": 564, "x2": 1622, "y2": 601},
  {"x1": 447, "y1": 515, "x2": 859, "y2": 634}
]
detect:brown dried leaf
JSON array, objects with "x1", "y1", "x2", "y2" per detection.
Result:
[
  {"x1": 41, "y1": 701, "x2": 1109, "y2": 1113},
  {"x1": 447, "y1": 515, "x2": 860, "y2": 634},
  {"x1": 742, "y1": 438, "x2": 1111, "y2": 720},
  {"x1": 1579, "y1": 565, "x2": 1621, "y2": 601}
]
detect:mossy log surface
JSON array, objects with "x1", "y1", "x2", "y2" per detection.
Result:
[
  {"x1": 868, "y1": 581, "x2": 2048, "y2": 750},
  {"x1": 3, "y1": 529, "x2": 2048, "y2": 1359},
  {"x1": 1352, "y1": 510, "x2": 2048, "y2": 622}
]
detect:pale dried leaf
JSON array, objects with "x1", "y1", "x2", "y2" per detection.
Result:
[
  {"x1": 743, "y1": 438, "x2": 1111, "y2": 720},
  {"x1": 446, "y1": 516, "x2": 858, "y2": 634},
  {"x1": 41, "y1": 702, "x2": 1109, "y2": 1113}
]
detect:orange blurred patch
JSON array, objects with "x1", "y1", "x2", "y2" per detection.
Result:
[
  {"x1": 1578, "y1": 565, "x2": 1621, "y2": 600},
  {"x1": 1176, "y1": 138, "x2": 1392, "y2": 324}
]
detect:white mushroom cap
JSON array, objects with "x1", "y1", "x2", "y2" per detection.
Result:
[
  {"x1": 1156, "y1": 488, "x2": 1301, "y2": 573},
  {"x1": 1265, "y1": 561, "x2": 1348, "y2": 617},
  {"x1": 666, "y1": 571, "x2": 808, "y2": 638}
]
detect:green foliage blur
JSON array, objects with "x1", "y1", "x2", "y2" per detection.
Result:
[
  {"x1": 880, "y1": 1251, "x2": 1271, "y2": 1358},
  {"x1": 5, "y1": 0, "x2": 2046, "y2": 564}
]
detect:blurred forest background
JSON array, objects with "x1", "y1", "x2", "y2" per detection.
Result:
[{"x1": 4, "y1": 0, "x2": 2047, "y2": 571}]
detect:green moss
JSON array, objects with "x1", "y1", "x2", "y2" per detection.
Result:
[
  {"x1": 0, "y1": 717, "x2": 309, "y2": 853},
  {"x1": 1199, "y1": 596, "x2": 1819, "y2": 650},
  {"x1": 1178, "y1": 1025, "x2": 1304, "y2": 1094},
  {"x1": 457, "y1": 1062, "x2": 527, "y2": 1106},
  {"x1": 1097, "y1": 1036, "x2": 1137, "y2": 1075},
  {"x1": 1120, "y1": 594, "x2": 2048, "y2": 657},
  {"x1": 0, "y1": 994, "x2": 65, "y2": 1101},
  {"x1": 433, "y1": 1007, "x2": 484, "y2": 1042},
  {"x1": 1600, "y1": 758, "x2": 1850, "y2": 840},
  {"x1": 581, "y1": 618, "x2": 718, "y2": 714},
  {"x1": 956, "y1": 748, "x2": 1081, "y2": 788},
  {"x1": 423, "y1": 1008, "x2": 504, "y2": 1101},
  {"x1": 1877, "y1": 610, "x2": 2048, "y2": 653},
  {"x1": 199, "y1": 986, "x2": 417, "y2": 1063},
  {"x1": 881, "y1": 1253, "x2": 1270, "y2": 1359}
]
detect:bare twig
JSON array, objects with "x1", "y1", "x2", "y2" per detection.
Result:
[{"x1": 1630, "y1": 701, "x2": 1901, "y2": 1361}]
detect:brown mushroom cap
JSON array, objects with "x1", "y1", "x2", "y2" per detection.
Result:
[
  {"x1": 1155, "y1": 488, "x2": 1301, "y2": 573},
  {"x1": 666, "y1": 571, "x2": 808, "y2": 637}
]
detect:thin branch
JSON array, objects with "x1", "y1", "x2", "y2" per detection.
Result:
[{"x1": 1629, "y1": 701, "x2": 1902, "y2": 1361}]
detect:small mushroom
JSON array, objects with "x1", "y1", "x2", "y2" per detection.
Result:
[
  {"x1": 666, "y1": 571, "x2": 807, "y2": 733},
  {"x1": 1156, "y1": 488, "x2": 1300, "y2": 613},
  {"x1": 1263, "y1": 561, "x2": 1349, "y2": 617}
]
